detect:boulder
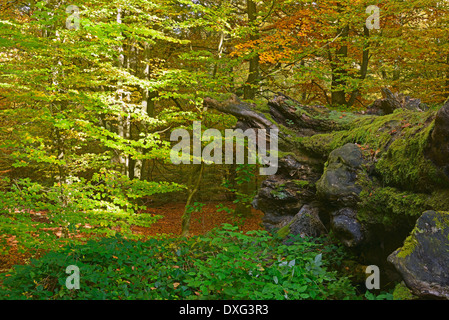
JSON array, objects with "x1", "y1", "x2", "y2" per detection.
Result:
[
  {"x1": 331, "y1": 208, "x2": 364, "y2": 247},
  {"x1": 316, "y1": 143, "x2": 364, "y2": 207},
  {"x1": 277, "y1": 204, "x2": 327, "y2": 240},
  {"x1": 388, "y1": 210, "x2": 449, "y2": 299},
  {"x1": 254, "y1": 177, "x2": 304, "y2": 228}
]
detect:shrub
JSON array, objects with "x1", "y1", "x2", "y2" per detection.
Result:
[{"x1": 0, "y1": 170, "x2": 183, "y2": 253}]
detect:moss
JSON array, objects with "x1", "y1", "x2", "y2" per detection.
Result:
[
  {"x1": 357, "y1": 187, "x2": 431, "y2": 226},
  {"x1": 297, "y1": 134, "x2": 335, "y2": 158},
  {"x1": 297, "y1": 111, "x2": 417, "y2": 157},
  {"x1": 338, "y1": 110, "x2": 432, "y2": 152},
  {"x1": 355, "y1": 156, "x2": 449, "y2": 222},
  {"x1": 270, "y1": 185, "x2": 289, "y2": 200},
  {"x1": 293, "y1": 180, "x2": 312, "y2": 188},
  {"x1": 394, "y1": 210, "x2": 449, "y2": 260},
  {"x1": 295, "y1": 105, "x2": 359, "y2": 131},
  {"x1": 299, "y1": 109, "x2": 448, "y2": 192},
  {"x1": 278, "y1": 151, "x2": 297, "y2": 158},
  {"x1": 375, "y1": 122, "x2": 448, "y2": 192},
  {"x1": 392, "y1": 282, "x2": 417, "y2": 300},
  {"x1": 428, "y1": 191, "x2": 449, "y2": 212},
  {"x1": 277, "y1": 223, "x2": 291, "y2": 239},
  {"x1": 327, "y1": 110, "x2": 359, "y2": 126},
  {"x1": 432, "y1": 211, "x2": 449, "y2": 232},
  {"x1": 396, "y1": 229, "x2": 420, "y2": 258}
]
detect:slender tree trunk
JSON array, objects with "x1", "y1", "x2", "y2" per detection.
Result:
[
  {"x1": 181, "y1": 163, "x2": 205, "y2": 237},
  {"x1": 445, "y1": 54, "x2": 449, "y2": 99},
  {"x1": 234, "y1": 164, "x2": 255, "y2": 219},
  {"x1": 330, "y1": 25, "x2": 349, "y2": 106},
  {"x1": 133, "y1": 42, "x2": 158, "y2": 180},
  {"x1": 243, "y1": 0, "x2": 259, "y2": 100},
  {"x1": 212, "y1": 32, "x2": 225, "y2": 78},
  {"x1": 116, "y1": 8, "x2": 129, "y2": 177},
  {"x1": 49, "y1": 29, "x2": 67, "y2": 186},
  {"x1": 348, "y1": 25, "x2": 370, "y2": 107}
]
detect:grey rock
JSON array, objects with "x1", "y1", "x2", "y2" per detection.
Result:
[
  {"x1": 279, "y1": 205, "x2": 327, "y2": 240},
  {"x1": 331, "y1": 208, "x2": 364, "y2": 247},
  {"x1": 316, "y1": 143, "x2": 364, "y2": 207},
  {"x1": 388, "y1": 210, "x2": 449, "y2": 299}
]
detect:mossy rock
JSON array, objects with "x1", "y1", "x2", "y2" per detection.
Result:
[
  {"x1": 300, "y1": 109, "x2": 449, "y2": 192},
  {"x1": 388, "y1": 210, "x2": 449, "y2": 299},
  {"x1": 316, "y1": 143, "x2": 366, "y2": 207},
  {"x1": 392, "y1": 282, "x2": 418, "y2": 300},
  {"x1": 276, "y1": 205, "x2": 326, "y2": 240}
]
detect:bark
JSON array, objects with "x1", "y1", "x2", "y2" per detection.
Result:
[
  {"x1": 348, "y1": 26, "x2": 370, "y2": 107},
  {"x1": 203, "y1": 95, "x2": 277, "y2": 131},
  {"x1": 133, "y1": 42, "x2": 158, "y2": 180},
  {"x1": 116, "y1": 8, "x2": 129, "y2": 177},
  {"x1": 445, "y1": 54, "x2": 449, "y2": 99},
  {"x1": 329, "y1": 25, "x2": 349, "y2": 106},
  {"x1": 204, "y1": 93, "x2": 355, "y2": 139},
  {"x1": 243, "y1": 0, "x2": 260, "y2": 100},
  {"x1": 181, "y1": 163, "x2": 205, "y2": 237}
]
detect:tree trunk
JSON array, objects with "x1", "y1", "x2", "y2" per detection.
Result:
[
  {"x1": 116, "y1": 8, "x2": 129, "y2": 177},
  {"x1": 243, "y1": 0, "x2": 260, "y2": 100},
  {"x1": 347, "y1": 25, "x2": 370, "y2": 107},
  {"x1": 181, "y1": 163, "x2": 205, "y2": 237},
  {"x1": 445, "y1": 54, "x2": 449, "y2": 99},
  {"x1": 330, "y1": 25, "x2": 349, "y2": 107},
  {"x1": 234, "y1": 165, "x2": 256, "y2": 218}
]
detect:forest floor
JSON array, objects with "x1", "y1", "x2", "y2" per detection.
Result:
[
  {"x1": 0, "y1": 201, "x2": 264, "y2": 273},
  {"x1": 133, "y1": 201, "x2": 265, "y2": 237}
]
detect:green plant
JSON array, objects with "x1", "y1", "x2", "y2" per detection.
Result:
[
  {"x1": 0, "y1": 224, "x2": 359, "y2": 300},
  {"x1": 364, "y1": 290, "x2": 394, "y2": 300},
  {"x1": 0, "y1": 170, "x2": 183, "y2": 253},
  {"x1": 216, "y1": 203, "x2": 234, "y2": 215}
]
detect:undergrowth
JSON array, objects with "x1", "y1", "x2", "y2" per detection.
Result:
[{"x1": 0, "y1": 224, "x2": 366, "y2": 300}]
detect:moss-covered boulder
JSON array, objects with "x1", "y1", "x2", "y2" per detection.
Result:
[
  {"x1": 392, "y1": 281, "x2": 418, "y2": 300},
  {"x1": 388, "y1": 210, "x2": 449, "y2": 299},
  {"x1": 316, "y1": 143, "x2": 365, "y2": 207},
  {"x1": 276, "y1": 204, "x2": 327, "y2": 241}
]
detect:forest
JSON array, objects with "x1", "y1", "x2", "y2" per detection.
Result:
[{"x1": 0, "y1": 0, "x2": 449, "y2": 301}]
